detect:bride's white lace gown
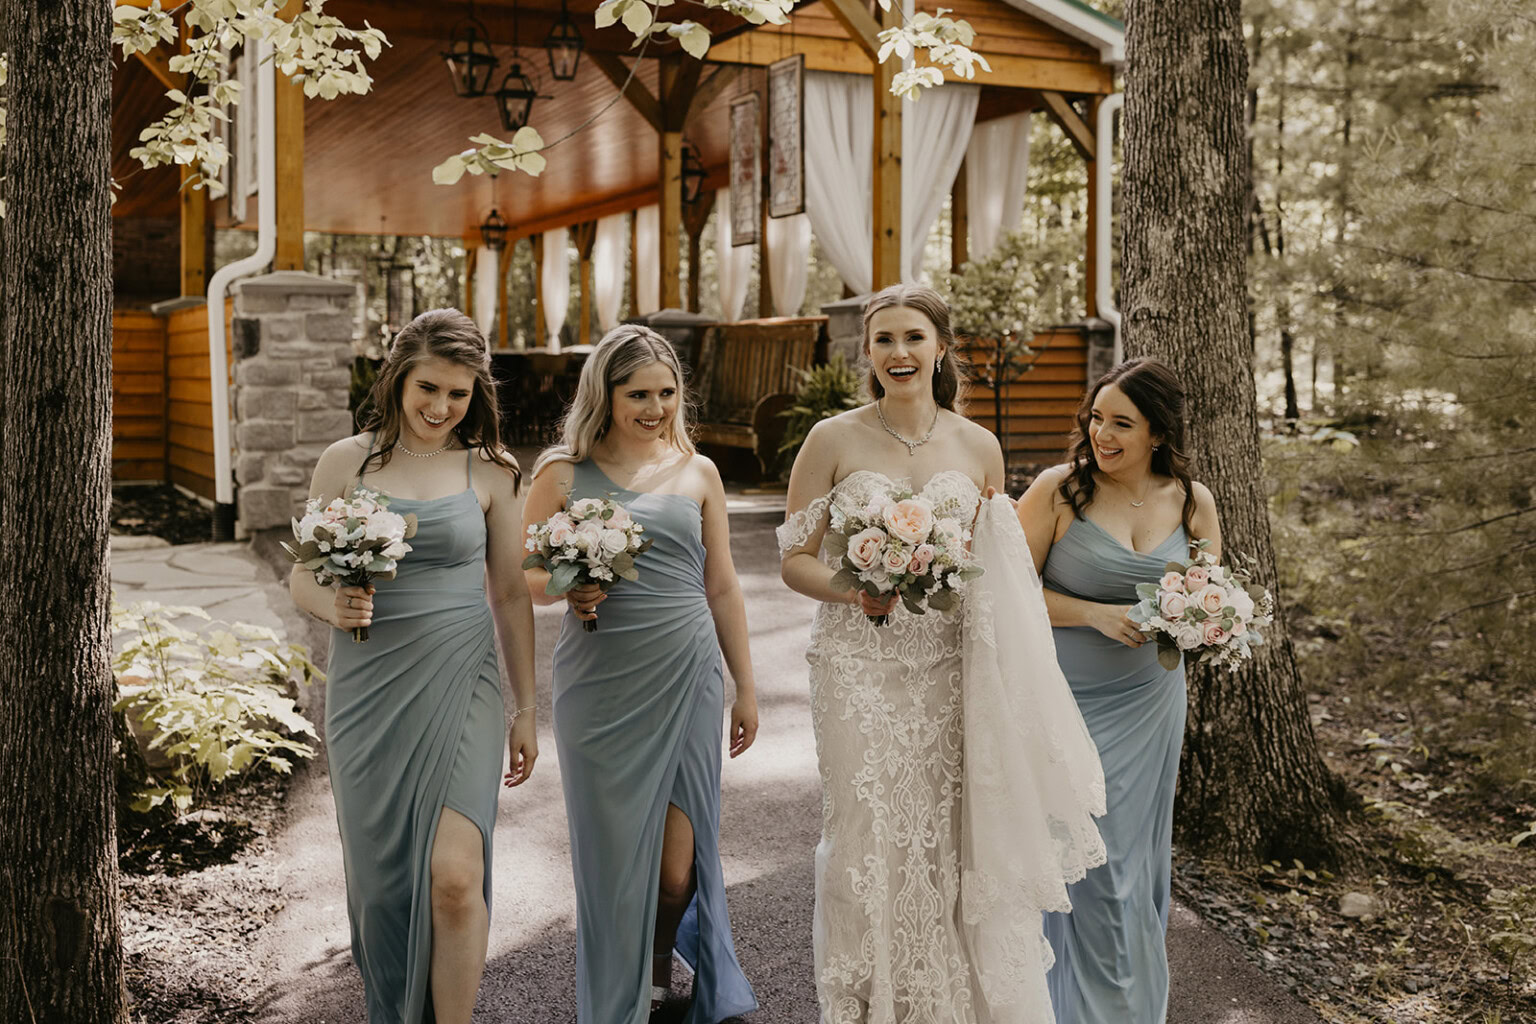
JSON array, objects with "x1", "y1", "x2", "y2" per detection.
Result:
[{"x1": 778, "y1": 470, "x2": 1107, "y2": 1024}]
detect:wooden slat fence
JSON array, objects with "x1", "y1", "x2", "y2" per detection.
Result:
[
  {"x1": 958, "y1": 326, "x2": 1088, "y2": 466},
  {"x1": 111, "y1": 310, "x2": 169, "y2": 481},
  {"x1": 165, "y1": 300, "x2": 234, "y2": 500}
]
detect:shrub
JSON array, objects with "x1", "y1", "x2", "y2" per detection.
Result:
[
  {"x1": 112, "y1": 600, "x2": 321, "y2": 816},
  {"x1": 777, "y1": 354, "x2": 866, "y2": 474}
]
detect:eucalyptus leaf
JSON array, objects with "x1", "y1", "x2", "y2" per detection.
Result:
[
  {"x1": 1158, "y1": 645, "x2": 1183, "y2": 671},
  {"x1": 522, "y1": 553, "x2": 544, "y2": 570},
  {"x1": 824, "y1": 532, "x2": 850, "y2": 557},
  {"x1": 547, "y1": 561, "x2": 581, "y2": 595},
  {"x1": 829, "y1": 568, "x2": 858, "y2": 591}
]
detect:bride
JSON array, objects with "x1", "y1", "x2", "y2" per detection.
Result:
[{"x1": 778, "y1": 284, "x2": 1107, "y2": 1023}]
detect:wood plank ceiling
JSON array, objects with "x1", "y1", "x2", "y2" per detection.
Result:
[{"x1": 112, "y1": 0, "x2": 1111, "y2": 237}]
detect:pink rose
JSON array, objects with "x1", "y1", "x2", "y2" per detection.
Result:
[
  {"x1": 1160, "y1": 572, "x2": 1186, "y2": 593},
  {"x1": 883, "y1": 498, "x2": 936, "y2": 546},
  {"x1": 1196, "y1": 584, "x2": 1226, "y2": 615},
  {"x1": 1203, "y1": 620, "x2": 1228, "y2": 645},
  {"x1": 1185, "y1": 566, "x2": 1211, "y2": 589},
  {"x1": 547, "y1": 513, "x2": 575, "y2": 547},
  {"x1": 847, "y1": 527, "x2": 887, "y2": 571},
  {"x1": 1230, "y1": 619, "x2": 1248, "y2": 637},
  {"x1": 1159, "y1": 591, "x2": 1189, "y2": 620},
  {"x1": 606, "y1": 504, "x2": 632, "y2": 528},
  {"x1": 882, "y1": 544, "x2": 911, "y2": 574},
  {"x1": 909, "y1": 543, "x2": 936, "y2": 575},
  {"x1": 1229, "y1": 588, "x2": 1255, "y2": 618},
  {"x1": 1175, "y1": 626, "x2": 1204, "y2": 650}
]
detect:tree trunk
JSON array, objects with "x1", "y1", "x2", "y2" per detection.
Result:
[
  {"x1": 0, "y1": 3, "x2": 125, "y2": 1022},
  {"x1": 1121, "y1": 0, "x2": 1352, "y2": 866}
]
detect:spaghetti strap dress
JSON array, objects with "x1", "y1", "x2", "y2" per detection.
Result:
[
  {"x1": 1040, "y1": 516, "x2": 1189, "y2": 1024},
  {"x1": 325, "y1": 444, "x2": 505, "y2": 1023},
  {"x1": 551, "y1": 458, "x2": 757, "y2": 1024}
]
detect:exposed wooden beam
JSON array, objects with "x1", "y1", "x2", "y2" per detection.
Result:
[
  {"x1": 707, "y1": 34, "x2": 1114, "y2": 94},
  {"x1": 572, "y1": 221, "x2": 597, "y2": 345},
  {"x1": 871, "y1": 5, "x2": 901, "y2": 290},
  {"x1": 1083, "y1": 94, "x2": 1101, "y2": 318},
  {"x1": 274, "y1": 0, "x2": 306, "y2": 270},
  {"x1": 662, "y1": 58, "x2": 705, "y2": 132},
  {"x1": 951, "y1": 158, "x2": 968, "y2": 272},
  {"x1": 1039, "y1": 90, "x2": 1095, "y2": 160},
  {"x1": 587, "y1": 51, "x2": 663, "y2": 133},
  {"x1": 181, "y1": 168, "x2": 208, "y2": 296},
  {"x1": 133, "y1": 46, "x2": 182, "y2": 92},
  {"x1": 686, "y1": 65, "x2": 742, "y2": 125},
  {"x1": 821, "y1": 0, "x2": 881, "y2": 59},
  {"x1": 683, "y1": 191, "x2": 715, "y2": 313},
  {"x1": 532, "y1": 233, "x2": 547, "y2": 345}
]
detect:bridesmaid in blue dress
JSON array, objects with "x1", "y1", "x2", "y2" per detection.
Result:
[
  {"x1": 1016, "y1": 358, "x2": 1222, "y2": 1024},
  {"x1": 290, "y1": 309, "x2": 538, "y2": 1024},
  {"x1": 522, "y1": 325, "x2": 760, "y2": 1024}
]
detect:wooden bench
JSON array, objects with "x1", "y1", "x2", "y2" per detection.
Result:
[{"x1": 691, "y1": 316, "x2": 827, "y2": 475}]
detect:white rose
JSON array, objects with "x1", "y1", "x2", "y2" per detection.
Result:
[{"x1": 599, "y1": 529, "x2": 628, "y2": 556}]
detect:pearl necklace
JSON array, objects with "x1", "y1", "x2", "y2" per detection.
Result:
[
  {"x1": 875, "y1": 399, "x2": 939, "y2": 456},
  {"x1": 398, "y1": 439, "x2": 454, "y2": 458}
]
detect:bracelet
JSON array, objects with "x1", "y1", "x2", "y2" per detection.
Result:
[{"x1": 511, "y1": 704, "x2": 536, "y2": 720}]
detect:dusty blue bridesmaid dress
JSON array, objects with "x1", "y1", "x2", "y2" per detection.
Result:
[
  {"x1": 325, "y1": 447, "x2": 504, "y2": 1023},
  {"x1": 551, "y1": 459, "x2": 757, "y2": 1024},
  {"x1": 1040, "y1": 515, "x2": 1189, "y2": 1024}
]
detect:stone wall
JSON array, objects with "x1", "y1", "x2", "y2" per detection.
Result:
[{"x1": 230, "y1": 271, "x2": 357, "y2": 533}]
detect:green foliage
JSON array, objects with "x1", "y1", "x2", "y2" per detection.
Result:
[
  {"x1": 777, "y1": 355, "x2": 866, "y2": 471},
  {"x1": 112, "y1": 601, "x2": 320, "y2": 817}
]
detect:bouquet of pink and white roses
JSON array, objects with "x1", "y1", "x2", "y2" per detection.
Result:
[
  {"x1": 282, "y1": 488, "x2": 418, "y2": 643},
  {"x1": 522, "y1": 497, "x2": 652, "y2": 632},
  {"x1": 1128, "y1": 539, "x2": 1274, "y2": 671},
  {"x1": 824, "y1": 490, "x2": 983, "y2": 625}
]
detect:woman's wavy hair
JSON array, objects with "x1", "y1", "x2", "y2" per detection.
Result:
[
  {"x1": 357, "y1": 308, "x2": 521, "y2": 491},
  {"x1": 1059, "y1": 357, "x2": 1196, "y2": 533},
  {"x1": 533, "y1": 325, "x2": 697, "y2": 477},
  {"x1": 861, "y1": 284, "x2": 966, "y2": 412}
]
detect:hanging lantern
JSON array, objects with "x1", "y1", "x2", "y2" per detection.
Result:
[
  {"x1": 680, "y1": 140, "x2": 707, "y2": 206},
  {"x1": 544, "y1": 0, "x2": 584, "y2": 82},
  {"x1": 495, "y1": 60, "x2": 540, "y2": 133},
  {"x1": 480, "y1": 208, "x2": 510, "y2": 252},
  {"x1": 372, "y1": 237, "x2": 417, "y2": 337},
  {"x1": 442, "y1": 3, "x2": 500, "y2": 98}
]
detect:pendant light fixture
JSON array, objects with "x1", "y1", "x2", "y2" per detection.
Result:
[
  {"x1": 544, "y1": 0, "x2": 584, "y2": 82},
  {"x1": 442, "y1": 0, "x2": 500, "y2": 98}
]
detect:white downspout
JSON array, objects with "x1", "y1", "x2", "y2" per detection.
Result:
[
  {"x1": 207, "y1": 37, "x2": 276, "y2": 527},
  {"x1": 1094, "y1": 92, "x2": 1123, "y2": 363}
]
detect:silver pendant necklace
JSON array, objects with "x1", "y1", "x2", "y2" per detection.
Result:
[
  {"x1": 399, "y1": 438, "x2": 453, "y2": 458},
  {"x1": 875, "y1": 399, "x2": 939, "y2": 456}
]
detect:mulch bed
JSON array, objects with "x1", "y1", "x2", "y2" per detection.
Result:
[
  {"x1": 113, "y1": 483, "x2": 212, "y2": 546},
  {"x1": 121, "y1": 770, "x2": 295, "y2": 1023}
]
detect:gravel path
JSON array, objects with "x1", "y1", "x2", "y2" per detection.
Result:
[{"x1": 245, "y1": 509, "x2": 1320, "y2": 1024}]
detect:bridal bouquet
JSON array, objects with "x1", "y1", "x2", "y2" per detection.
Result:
[
  {"x1": 523, "y1": 497, "x2": 652, "y2": 632},
  {"x1": 282, "y1": 488, "x2": 417, "y2": 643},
  {"x1": 825, "y1": 490, "x2": 983, "y2": 626},
  {"x1": 1128, "y1": 539, "x2": 1274, "y2": 671}
]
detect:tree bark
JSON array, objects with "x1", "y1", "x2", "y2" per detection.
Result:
[
  {"x1": 1121, "y1": 0, "x2": 1352, "y2": 865},
  {"x1": 0, "y1": 2, "x2": 125, "y2": 1022}
]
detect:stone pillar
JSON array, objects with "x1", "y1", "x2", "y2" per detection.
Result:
[
  {"x1": 230, "y1": 271, "x2": 357, "y2": 534},
  {"x1": 1082, "y1": 316, "x2": 1117, "y2": 384},
  {"x1": 820, "y1": 293, "x2": 870, "y2": 369}
]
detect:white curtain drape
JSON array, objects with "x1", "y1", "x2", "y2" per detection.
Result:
[
  {"x1": 592, "y1": 213, "x2": 627, "y2": 334},
  {"x1": 804, "y1": 72, "x2": 873, "y2": 294},
  {"x1": 902, "y1": 83, "x2": 979, "y2": 283},
  {"x1": 804, "y1": 71, "x2": 979, "y2": 291},
  {"x1": 540, "y1": 226, "x2": 569, "y2": 351},
  {"x1": 472, "y1": 246, "x2": 499, "y2": 338},
  {"x1": 634, "y1": 205, "x2": 661, "y2": 314},
  {"x1": 767, "y1": 213, "x2": 813, "y2": 317},
  {"x1": 714, "y1": 188, "x2": 753, "y2": 321},
  {"x1": 965, "y1": 112, "x2": 1031, "y2": 262}
]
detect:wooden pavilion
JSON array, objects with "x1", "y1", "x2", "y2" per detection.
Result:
[{"x1": 110, "y1": 0, "x2": 1122, "y2": 499}]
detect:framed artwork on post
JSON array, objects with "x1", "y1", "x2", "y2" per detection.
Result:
[
  {"x1": 729, "y1": 93, "x2": 761, "y2": 247},
  {"x1": 767, "y1": 54, "x2": 805, "y2": 218}
]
